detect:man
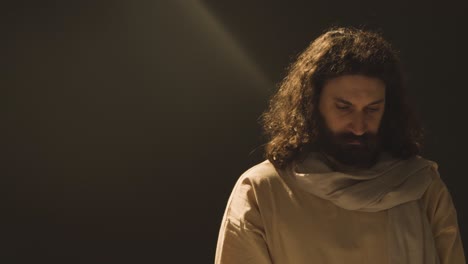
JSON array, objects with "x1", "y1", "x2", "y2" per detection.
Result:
[{"x1": 214, "y1": 27, "x2": 466, "y2": 264}]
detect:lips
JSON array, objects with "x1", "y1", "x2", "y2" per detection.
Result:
[{"x1": 347, "y1": 139, "x2": 362, "y2": 145}]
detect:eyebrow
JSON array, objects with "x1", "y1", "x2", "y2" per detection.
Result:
[{"x1": 334, "y1": 97, "x2": 385, "y2": 106}]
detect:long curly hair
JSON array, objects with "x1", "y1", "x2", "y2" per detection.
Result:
[{"x1": 261, "y1": 27, "x2": 424, "y2": 169}]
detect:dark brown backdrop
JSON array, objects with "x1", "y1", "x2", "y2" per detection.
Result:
[{"x1": 5, "y1": 1, "x2": 467, "y2": 263}]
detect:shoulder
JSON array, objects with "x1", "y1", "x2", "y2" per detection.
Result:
[
  {"x1": 236, "y1": 160, "x2": 279, "y2": 186},
  {"x1": 227, "y1": 160, "x2": 284, "y2": 202},
  {"x1": 223, "y1": 161, "x2": 280, "y2": 227},
  {"x1": 405, "y1": 155, "x2": 441, "y2": 187},
  {"x1": 413, "y1": 155, "x2": 442, "y2": 183},
  {"x1": 226, "y1": 160, "x2": 279, "y2": 203},
  {"x1": 417, "y1": 157, "x2": 456, "y2": 219}
]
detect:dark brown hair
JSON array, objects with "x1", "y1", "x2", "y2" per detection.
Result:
[{"x1": 261, "y1": 27, "x2": 424, "y2": 169}]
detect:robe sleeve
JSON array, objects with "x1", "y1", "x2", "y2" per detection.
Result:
[
  {"x1": 215, "y1": 175, "x2": 273, "y2": 264},
  {"x1": 421, "y1": 166, "x2": 466, "y2": 264}
]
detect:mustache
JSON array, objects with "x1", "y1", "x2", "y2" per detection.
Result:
[{"x1": 335, "y1": 132, "x2": 377, "y2": 142}]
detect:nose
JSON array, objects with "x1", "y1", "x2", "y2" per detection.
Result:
[{"x1": 349, "y1": 113, "x2": 367, "y2": 136}]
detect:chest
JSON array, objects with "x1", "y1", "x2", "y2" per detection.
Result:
[{"x1": 263, "y1": 190, "x2": 389, "y2": 263}]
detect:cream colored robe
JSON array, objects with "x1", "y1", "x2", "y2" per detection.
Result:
[{"x1": 215, "y1": 159, "x2": 465, "y2": 264}]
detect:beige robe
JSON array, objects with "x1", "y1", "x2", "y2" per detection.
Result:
[{"x1": 215, "y1": 160, "x2": 465, "y2": 264}]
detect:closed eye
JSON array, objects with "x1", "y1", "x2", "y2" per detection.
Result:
[
  {"x1": 366, "y1": 108, "x2": 380, "y2": 113},
  {"x1": 336, "y1": 105, "x2": 351, "y2": 110}
]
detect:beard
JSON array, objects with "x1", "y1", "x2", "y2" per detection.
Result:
[{"x1": 314, "y1": 115, "x2": 382, "y2": 169}]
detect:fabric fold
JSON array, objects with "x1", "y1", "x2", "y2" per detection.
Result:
[{"x1": 286, "y1": 151, "x2": 440, "y2": 264}]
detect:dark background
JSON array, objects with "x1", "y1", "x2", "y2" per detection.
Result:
[{"x1": 5, "y1": 1, "x2": 468, "y2": 263}]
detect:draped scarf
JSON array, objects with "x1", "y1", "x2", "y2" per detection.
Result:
[{"x1": 287, "y1": 151, "x2": 440, "y2": 264}]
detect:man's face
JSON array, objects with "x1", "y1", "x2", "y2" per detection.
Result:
[{"x1": 317, "y1": 74, "x2": 386, "y2": 168}]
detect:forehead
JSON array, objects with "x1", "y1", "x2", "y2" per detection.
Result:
[{"x1": 321, "y1": 75, "x2": 386, "y2": 102}]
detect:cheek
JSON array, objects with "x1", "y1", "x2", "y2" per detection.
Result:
[
  {"x1": 368, "y1": 113, "x2": 385, "y2": 132},
  {"x1": 321, "y1": 112, "x2": 348, "y2": 132}
]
